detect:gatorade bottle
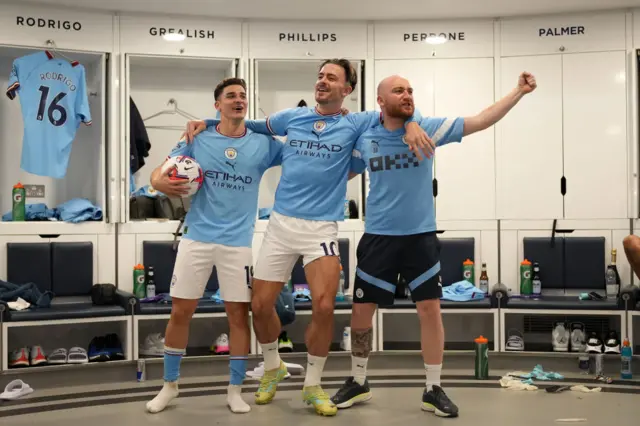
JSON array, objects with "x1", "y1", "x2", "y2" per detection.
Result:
[
  {"x1": 520, "y1": 259, "x2": 533, "y2": 297},
  {"x1": 133, "y1": 264, "x2": 146, "y2": 298},
  {"x1": 463, "y1": 259, "x2": 475, "y2": 284},
  {"x1": 474, "y1": 335, "x2": 489, "y2": 379},
  {"x1": 12, "y1": 182, "x2": 26, "y2": 221}
]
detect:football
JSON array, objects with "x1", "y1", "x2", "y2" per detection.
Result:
[{"x1": 161, "y1": 155, "x2": 204, "y2": 197}]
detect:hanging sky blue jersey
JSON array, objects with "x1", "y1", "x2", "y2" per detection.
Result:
[
  {"x1": 170, "y1": 125, "x2": 283, "y2": 247},
  {"x1": 6, "y1": 51, "x2": 92, "y2": 179},
  {"x1": 352, "y1": 117, "x2": 465, "y2": 235},
  {"x1": 207, "y1": 107, "x2": 383, "y2": 221}
]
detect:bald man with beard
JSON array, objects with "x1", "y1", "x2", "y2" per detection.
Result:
[{"x1": 331, "y1": 73, "x2": 537, "y2": 417}]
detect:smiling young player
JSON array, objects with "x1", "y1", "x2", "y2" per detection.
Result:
[{"x1": 145, "y1": 77, "x2": 283, "y2": 415}]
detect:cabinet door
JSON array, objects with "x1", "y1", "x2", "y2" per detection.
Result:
[
  {"x1": 434, "y1": 58, "x2": 496, "y2": 220},
  {"x1": 496, "y1": 55, "x2": 564, "y2": 219},
  {"x1": 562, "y1": 51, "x2": 628, "y2": 219}
]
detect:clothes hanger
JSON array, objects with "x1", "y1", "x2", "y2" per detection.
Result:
[
  {"x1": 45, "y1": 40, "x2": 76, "y2": 63},
  {"x1": 143, "y1": 99, "x2": 200, "y2": 130}
]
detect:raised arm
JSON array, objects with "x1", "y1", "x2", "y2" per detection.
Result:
[{"x1": 463, "y1": 72, "x2": 537, "y2": 137}]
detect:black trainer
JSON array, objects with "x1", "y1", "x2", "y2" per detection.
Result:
[
  {"x1": 331, "y1": 377, "x2": 373, "y2": 408},
  {"x1": 422, "y1": 386, "x2": 458, "y2": 417}
]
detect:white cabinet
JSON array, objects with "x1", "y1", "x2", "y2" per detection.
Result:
[
  {"x1": 496, "y1": 51, "x2": 628, "y2": 220},
  {"x1": 373, "y1": 58, "x2": 496, "y2": 220},
  {"x1": 434, "y1": 58, "x2": 495, "y2": 220},
  {"x1": 562, "y1": 51, "x2": 627, "y2": 219},
  {"x1": 497, "y1": 55, "x2": 564, "y2": 219}
]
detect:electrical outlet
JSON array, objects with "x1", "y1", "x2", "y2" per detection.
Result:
[{"x1": 25, "y1": 184, "x2": 45, "y2": 198}]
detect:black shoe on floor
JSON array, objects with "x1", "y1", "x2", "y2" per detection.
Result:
[
  {"x1": 422, "y1": 385, "x2": 459, "y2": 418},
  {"x1": 331, "y1": 377, "x2": 372, "y2": 408}
]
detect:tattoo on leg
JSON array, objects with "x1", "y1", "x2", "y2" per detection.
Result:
[{"x1": 351, "y1": 328, "x2": 373, "y2": 358}]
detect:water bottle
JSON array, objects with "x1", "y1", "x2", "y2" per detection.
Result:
[
  {"x1": 621, "y1": 338, "x2": 633, "y2": 379},
  {"x1": 462, "y1": 259, "x2": 475, "y2": 285},
  {"x1": 474, "y1": 335, "x2": 489, "y2": 379},
  {"x1": 336, "y1": 265, "x2": 345, "y2": 301},
  {"x1": 520, "y1": 259, "x2": 533, "y2": 297},
  {"x1": 12, "y1": 182, "x2": 26, "y2": 221},
  {"x1": 146, "y1": 266, "x2": 156, "y2": 298},
  {"x1": 532, "y1": 262, "x2": 542, "y2": 297},
  {"x1": 133, "y1": 264, "x2": 146, "y2": 298}
]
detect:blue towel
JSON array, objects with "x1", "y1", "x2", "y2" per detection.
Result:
[
  {"x1": 132, "y1": 185, "x2": 164, "y2": 198},
  {"x1": 441, "y1": 280, "x2": 486, "y2": 302},
  {"x1": 56, "y1": 198, "x2": 103, "y2": 223},
  {"x1": 211, "y1": 289, "x2": 224, "y2": 304},
  {"x1": 2, "y1": 203, "x2": 57, "y2": 221},
  {"x1": 516, "y1": 364, "x2": 564, "y2": 381}
]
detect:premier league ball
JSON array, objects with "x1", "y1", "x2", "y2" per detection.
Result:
[{"x1": 161, "y1": 155, "x2": 204, "y2": 197}]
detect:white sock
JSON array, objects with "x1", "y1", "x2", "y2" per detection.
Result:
[
  {"x1": 352, "y1": 356, "x2": 368, "y2": 386},
  {"x1": 227, "y1": 384, "x2": 250, "y2": 413},
  {"x1": 304, "y1": 354, "x2": 327, "y2": 388},
  {"x1": 261, "y1": 340, "x2": 281, "y2": 371},
  {"x1": 425, "y1": 364, "x2": 442, "y2": 392},
  {"x1": 146, "y1": 382, "x2": 179, "y2": 413}
]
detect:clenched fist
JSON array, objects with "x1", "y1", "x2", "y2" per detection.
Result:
[{"x1": 518, "y1": 72, "x2": 537, "y2": 94}]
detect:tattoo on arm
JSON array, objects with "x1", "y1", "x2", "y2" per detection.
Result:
[{"x1": 351, "y1": 328, "x2": 373, "y2": 358}]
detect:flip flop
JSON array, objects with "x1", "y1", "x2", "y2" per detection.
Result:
[
  {"x1": 67, "y1": 347, "x2": 89, "y2": 364},
  {"x1": 0, "y1": 380, "x2": 33, "y2": 400},
  {"x1": 47, "y1": 348, "x2": 68, "y2": 365}
]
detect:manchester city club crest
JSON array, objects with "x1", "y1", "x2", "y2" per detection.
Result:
[
  {"x1": 225, "y1": 147, "x2": 238, "y2": 160},
  {"x1": 313, "y1": 120, "x2": 327, "y2": 132}
]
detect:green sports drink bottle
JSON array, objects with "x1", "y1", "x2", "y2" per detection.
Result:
[
  {"x1": 520, "y1": 259, "x2": 533, "y2": 296},
  {"x1": 133, "y1": 264, "x2": 146, "y2": 298},
  {"x1": 12, "y1": 182, "x2": 25, "y2": 221},
  {"x1": 474, "y1": 335, "x2": 489, "y2": 379},
  {"x1": 462, "y1": 259, "x2": 475, "y2": 285}
]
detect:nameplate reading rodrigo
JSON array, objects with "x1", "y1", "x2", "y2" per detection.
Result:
[
  {"x1": 539, "y1": 26, "x2": 585, "y2": 37},
  {"x1": 279, "y1": 33, "x2": 337, "y2": 42},
  {"x1": 16, "y1": 16, "x2": 82, "y2": 31},
  {"x1": 404, "y1": 32, "x2": 465, "y2": 42},
  {"x1": 149, "y1": 27, "x2": 215, "y2": 39}
]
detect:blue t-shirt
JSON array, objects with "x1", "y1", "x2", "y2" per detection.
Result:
[
  {"x1": 352, "y1": 117, "x2": 465, "y2": 235},
  {"x1": 6, "y1": 51, "x2": 92, "y2": 178},
  {"x1": 169, "y1": 126, "x2": 283, "y2": 247},
  {"x1": 208, "y1": 107, "x2": 382, "y2": 221}
]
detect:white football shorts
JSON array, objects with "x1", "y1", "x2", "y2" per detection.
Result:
[
  {"x1": 254, "y1": 211, "x2": 339, "y2": 282},
  {"x1": 170, "y1": 238, "x2": 252, "y2": 302}
]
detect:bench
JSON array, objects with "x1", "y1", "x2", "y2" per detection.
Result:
[
  {"x1": 137, "y1": 238, "x2": 352, "y2": 314},
  {"x1": 0, "y1": 242, "x2": 135, "y2": 322},
  {"x1": 500, "y1": 237, "x2": 636, "y2": 310}
]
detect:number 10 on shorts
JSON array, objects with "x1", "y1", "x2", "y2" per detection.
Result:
[{"x1": 320, "y1": 242, "x2": 338, "y2": 256}]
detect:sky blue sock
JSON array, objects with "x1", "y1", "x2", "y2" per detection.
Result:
[
  {"x1": 164, "y1": 346, "x2": 186, "y2": 382},
  {"x1": 229, "y1": 356, "x2": 248, "y2": 385}
]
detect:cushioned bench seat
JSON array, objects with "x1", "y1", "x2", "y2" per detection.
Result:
[
  {"x1": 2, "y1": 293, "x2": 133, "y2": 322},
  {"x1": 138, "y1": 300, "x2": 227, "y2": 315},
  {"x1": 294, "y1": 300, "x2": 353, "y2": 311},
  {"x1": 505, "y1": 296, "x2": 621, "y2": 311},
  {"x1": 380, "y1": 297, "x2": 493, "y2": 310}
]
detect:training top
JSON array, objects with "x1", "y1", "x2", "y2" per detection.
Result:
[
  {"x1": 7, "y1": 51, "x2": 92, "y2": 178},
  {"x1": 206, "y1": 107, "x2": 385, "y2": 221},
  {"x1": 351, "y1": 117, "x2": 465, "y2": 235},
  {"x1": 169, "y1": 125, "x2": 283, "y2": 247}
]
